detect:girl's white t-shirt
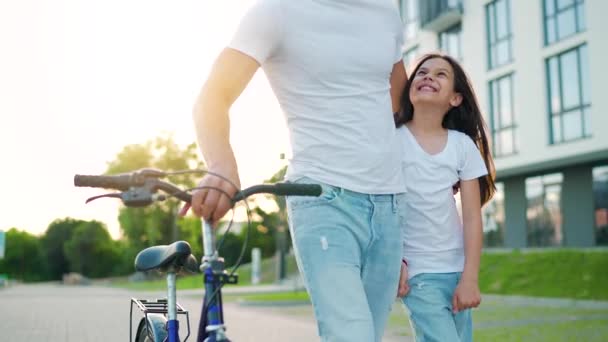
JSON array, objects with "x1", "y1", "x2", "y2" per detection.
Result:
[{"x1": 398, "y1": 126, "x2": 488, "y2": 279}]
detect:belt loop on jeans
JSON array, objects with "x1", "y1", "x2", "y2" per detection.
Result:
[{"x1": 392, "y1": 194, "x2": 397, "y2": 213}]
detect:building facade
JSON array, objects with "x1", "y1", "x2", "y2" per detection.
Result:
[{"x1": 397, "y1": 0, "x2": 608, "y2": 247}]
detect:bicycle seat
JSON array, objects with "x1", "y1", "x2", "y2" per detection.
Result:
[{"x1": 135, "y1": 240, "x2": 199, "y2": 273}]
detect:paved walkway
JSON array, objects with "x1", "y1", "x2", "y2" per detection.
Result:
[{"x1": 0, "y1": 283, "x2": 320, "y2": 341}]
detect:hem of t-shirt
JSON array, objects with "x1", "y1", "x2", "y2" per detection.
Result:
[
  {"x1": 286, "y1": 170, "x2": 407, "y2": 195},
  {"x1": 403, "y1": 248, "x2": 465, "y2": 280},
  {"x1": 460, "y1": 170, "x2": 489, "y2": 181},
  {"x1": 407, "y1": 267, "x2": 464, "y2": 280}
]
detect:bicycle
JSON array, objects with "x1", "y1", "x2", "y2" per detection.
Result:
[{"x1": 74, "y1": 168, "x2": 321, "y2": 342}]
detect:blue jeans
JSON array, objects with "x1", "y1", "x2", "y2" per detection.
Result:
[
  {"x1": 286, "y1": 177, "x2": 405, "y2": 342},
  {"x1": 402, "y1": 273, "x2": 473, "y2": 342}
]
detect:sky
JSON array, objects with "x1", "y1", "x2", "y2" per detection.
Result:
[{"x1": 0, "y1": 0, "x2": 289, "y2": 239}]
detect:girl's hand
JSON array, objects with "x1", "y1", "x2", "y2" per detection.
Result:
[
  {"x1": 452, "y1": 278, "x2": 481, "y2": 313},
  {"x1": 397, "y1": 261, "x2": 410, "y2": 298}
]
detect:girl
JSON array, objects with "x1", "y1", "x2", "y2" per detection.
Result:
[{"x1": 395, "y1": 53, "x2": 496, "y2": 342}]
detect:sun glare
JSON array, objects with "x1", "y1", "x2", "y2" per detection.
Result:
[{"x1": 0, "y1": 0, "x2": 290, "y2": 239}]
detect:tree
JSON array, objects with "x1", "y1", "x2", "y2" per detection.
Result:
[
  {"x1": 249, "y1": 166, "x2": 291, "y2": 280},
  {"x1": 177, "y1": 215, "x2": 203, "y2": 262},
  {"x1": 63, "y1": 220, "x2": 120, "y2": 278},
  {"x1": 215, "y1": 230, "x2": 245, "y2": 268},
  {"x1": 106, "y1": 134, "x2": 204, "y2": 251},
  {"x1": 41, "y1": 218, "x2": 84, "y2": 280},
  {"x1": 0, "y1": 228, "x2": 47, "y2": 281},
  {"x1": 235, "y1": 214, "x2": 277, "y2": 263}
]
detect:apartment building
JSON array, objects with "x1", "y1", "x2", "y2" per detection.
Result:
[{"x1": 397, "y1": 0, "x2": 608, "y2": 247}]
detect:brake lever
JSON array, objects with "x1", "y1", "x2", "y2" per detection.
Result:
[
  {"x1": 84, "y1": 178, "x2": 169, "y2": 207},
  {"x1": 85, "y1": 193, "x2": 123, "y2": 204}
]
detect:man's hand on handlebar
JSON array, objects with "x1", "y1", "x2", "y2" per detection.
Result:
[{"x1": 185, "y1": 170, "x2": 240, "y2": 226}]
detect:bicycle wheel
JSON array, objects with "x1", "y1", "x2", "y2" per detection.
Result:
[{"x1": 135, "y1": 314, "x2": 168, "y2": 342}]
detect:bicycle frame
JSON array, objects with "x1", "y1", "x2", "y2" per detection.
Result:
[
  {"x1": 198, "y1": 219, "x2": 233, "y2": 342},
  {"x1": 167, "y1": 269, "x2": 180, "y2": 342}
]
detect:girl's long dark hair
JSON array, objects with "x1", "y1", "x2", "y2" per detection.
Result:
[{"x1": 396, "y1": 53, "x2": 496, "y2": 205}]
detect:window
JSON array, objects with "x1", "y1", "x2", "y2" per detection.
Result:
[
  {"x1": 403, "y1": 46, "x2": 419, "y2": 70},
  {"x1": 593, "y1": 166, "x2": 608, "y2": 246},
  {"x1": 526, "y1": 173, "x2": 563, "y2": 247},
  {"x1": 483, "y1": 182, "x2": 505, "y2": 247},
  {"x1": 543, "y1": 0, "x2": 586, "y2": 45},
  {"x1": 439, "y1": 23, "x2": 462, "y2": 60},
  {"x1": 546, "y1": 44, "x2": 591, "y2": 144},
  {"x1": 489, "y1": 74, "x2": 516, "y2": 156},
  {"x1": 486, "y1": 0, "x2": 513, "y2": 69},
  {"x1": 419, "y1": 0, "x2": 462, "y2": 30},
  {"x1": 399, "y1": 0, "x2": 420, "y2": 42}
]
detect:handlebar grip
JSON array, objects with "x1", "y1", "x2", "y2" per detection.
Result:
[
  {"x1": 74, "y1": 174, "x2": 133, "y2": 191},
  {"x1": 272, "y1": 183, "x2": 323, "y2": 197},
  {"x1": 232, "y1": 183, "x2": 323, "y2": 202}
]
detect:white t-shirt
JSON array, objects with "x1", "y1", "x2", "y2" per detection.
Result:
[
  {"x1": 229, "y1": 0, "x2": 406, "y2": 194},
  {"x1": 398, "y1": 126, "x2": 488, "y2": 279}
]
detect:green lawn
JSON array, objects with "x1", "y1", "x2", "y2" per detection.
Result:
[
  {"x1": 479, "y1": 249, "x2": 608, "y2": 300},
  {"x1": 386, "y1": 298, "x2": 608, "y2": 341},
  {"x1": 473, "y1": 318, "x2": 608, "y2": 342},
  {"x1": 111, "y1": 274, "x2": 201, "y2": 291},
  {"x1": 227, "y1": 290, "x2": 310, "y2": 303}
]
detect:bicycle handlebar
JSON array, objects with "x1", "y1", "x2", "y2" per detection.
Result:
[
  {"x1": 74, "y1": 169, "x2": 322, "y2": 206},
  {"x1": 74, "y1": 174, "x2": 134, "y2": 191},
  {"x1": 231, "y1": 183, "x2": 322, "y2": 202}
]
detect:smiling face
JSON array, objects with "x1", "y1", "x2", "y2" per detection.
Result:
[{"x1": 409, "y1": 57, "x2": 462, "y2": 113}]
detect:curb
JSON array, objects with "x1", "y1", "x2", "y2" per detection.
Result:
[
  {"x1": 236, "y1": 299, "x2": 311, "y2": 307},
  {"x1": 483, "y1": 294, "x2": 608, "y2": 309}
]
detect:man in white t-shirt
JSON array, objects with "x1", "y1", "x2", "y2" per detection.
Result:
[{"x1": 189, "y1": 1, "x2": 407, "y2": 341}]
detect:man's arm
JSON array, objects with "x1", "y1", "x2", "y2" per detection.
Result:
[
  {"x1": 390, "y1": 60, "x2": 408, "y2": 114},
  {"x1": 190, "y1": 48, "x2": 260, "y2": 223}
]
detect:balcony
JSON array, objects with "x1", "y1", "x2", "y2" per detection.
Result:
[{"x1": 420, "y1": 0, "x2": 463, "y2": 32}]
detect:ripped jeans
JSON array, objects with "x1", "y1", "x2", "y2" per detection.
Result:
[{"x1": 286, "y1": 177, "x2": 405, "y2": 342}]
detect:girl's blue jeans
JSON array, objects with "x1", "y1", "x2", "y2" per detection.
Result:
[{"x1": 402, "y1": 272, "x2": 473, "y2": 342}]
